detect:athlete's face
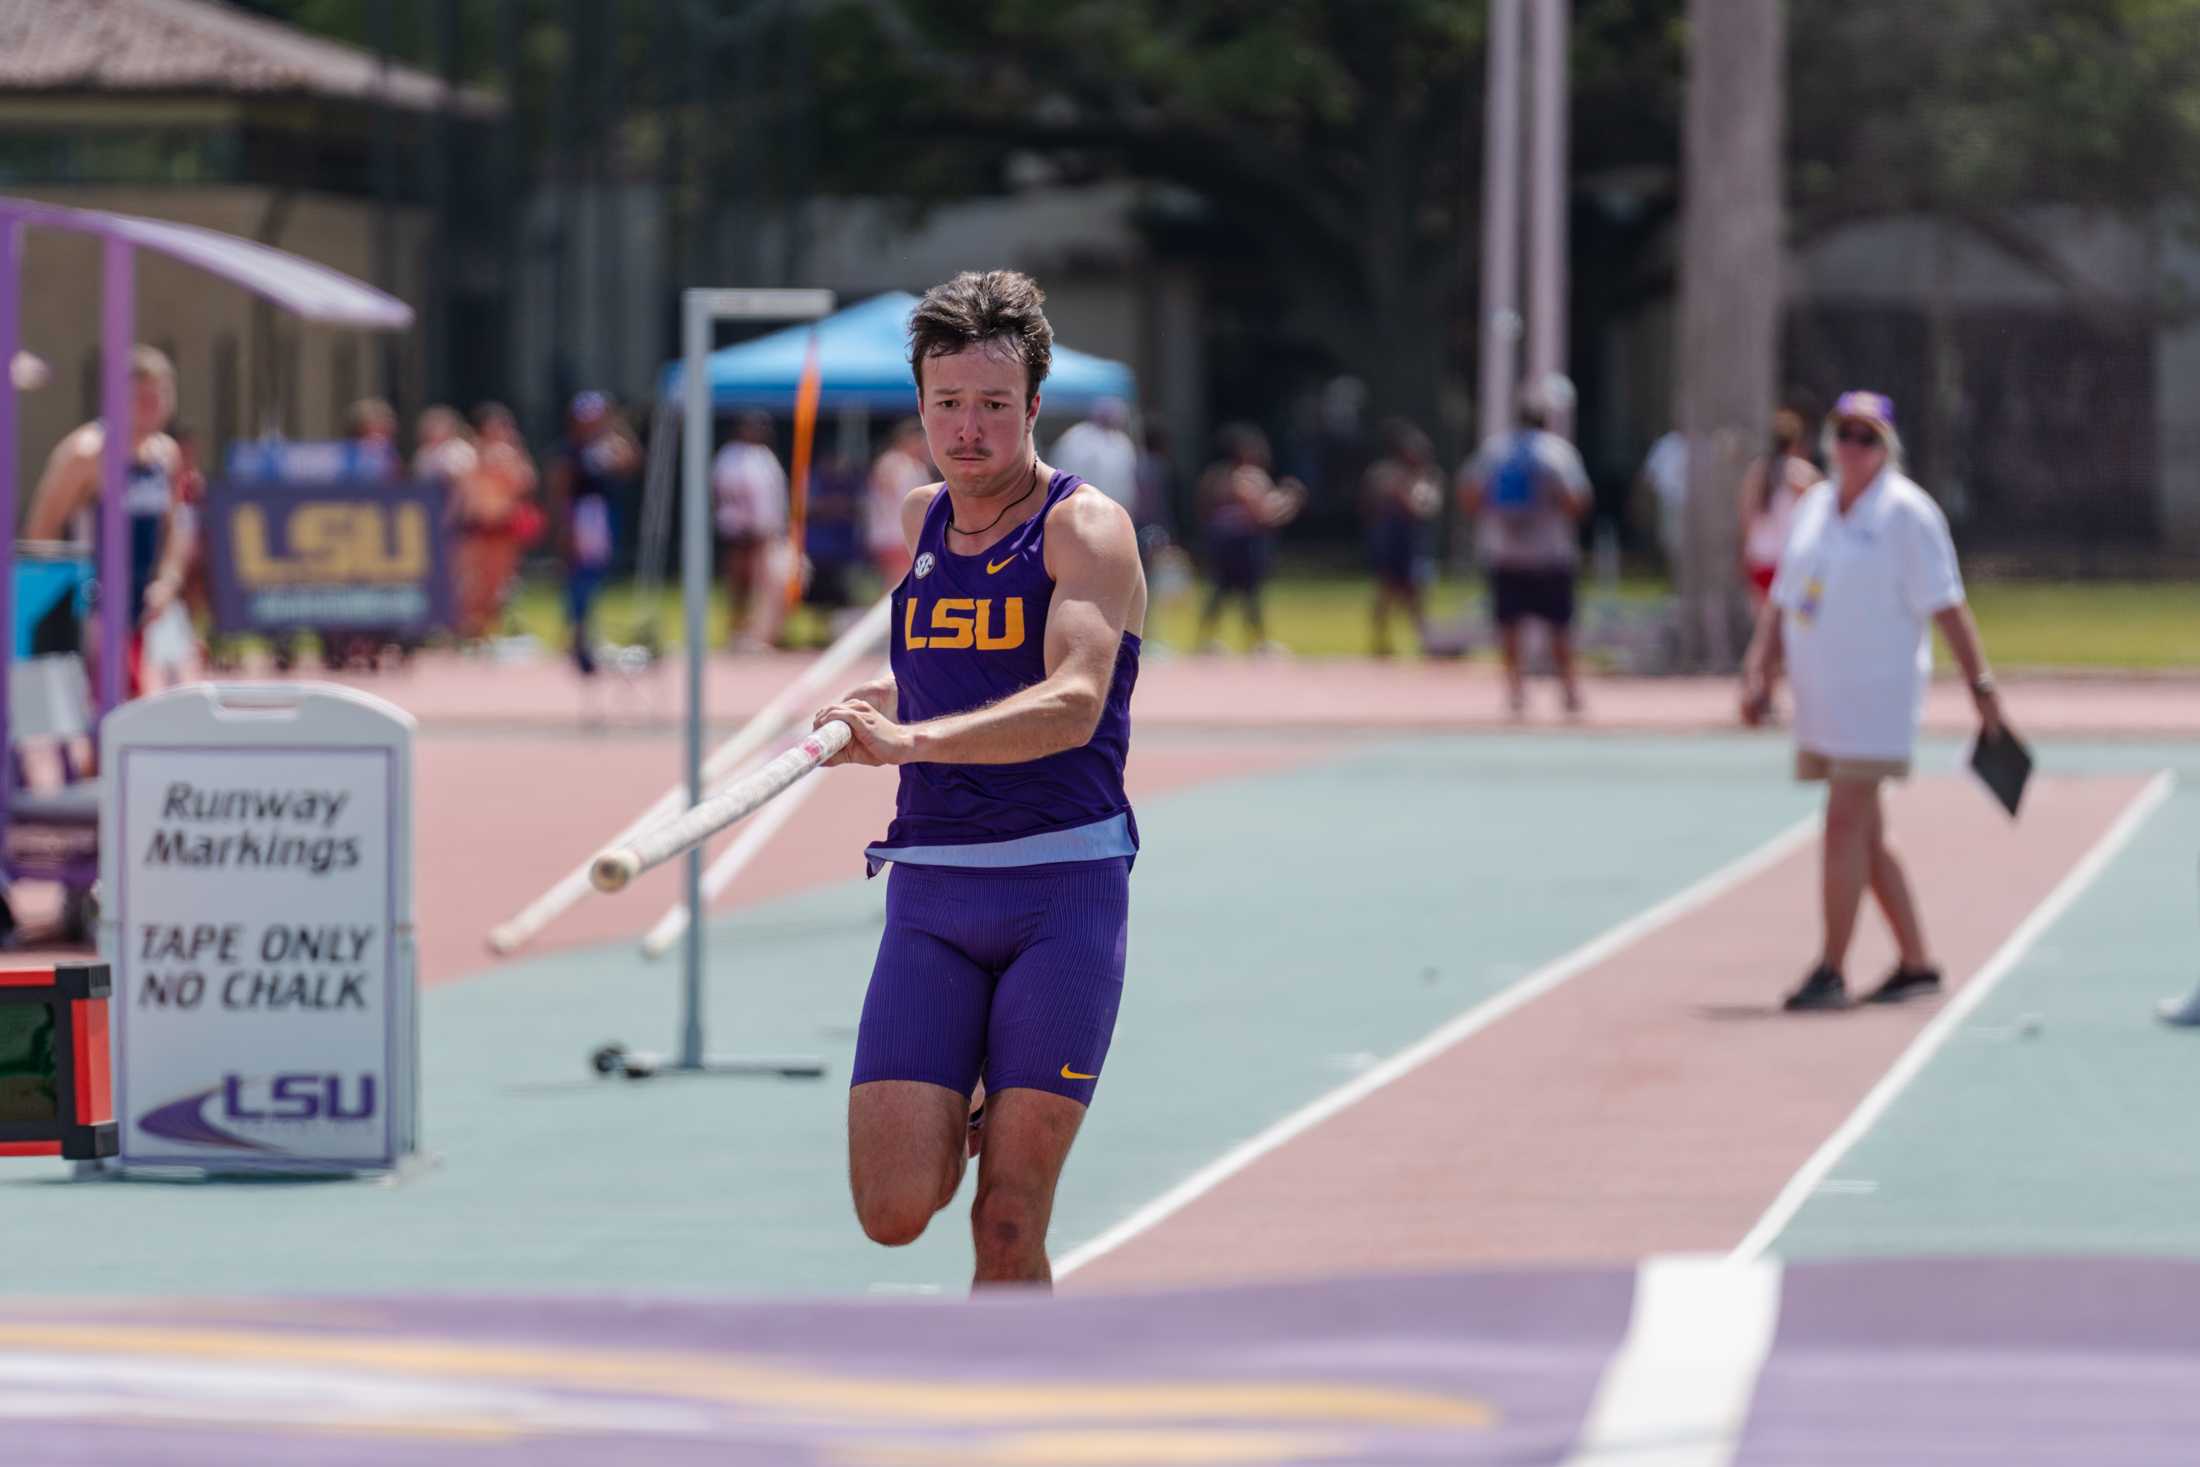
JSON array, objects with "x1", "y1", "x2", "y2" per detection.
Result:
[
  {"x1": 131, "y1": 370, "x2": 174, "y2": 439},
  {"x1": 918, "y1": 342, "x2": 1040, "y2": 497}
]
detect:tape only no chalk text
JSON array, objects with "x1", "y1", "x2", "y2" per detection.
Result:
[{"x1": 135, "y1": 922, "x2": 378, "y2": 1012}]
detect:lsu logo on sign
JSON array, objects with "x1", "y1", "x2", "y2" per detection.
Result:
[
  {"x1": 904, "y1": 597, "x2": 1026, "y2": 651},
  {"x1": 138, "y1": 1073, "x2": 379, "y2": 1152},
  {"x1": 231, "y1": 502, "x2": 432, "y2": 586}
]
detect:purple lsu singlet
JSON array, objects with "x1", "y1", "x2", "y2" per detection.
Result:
[{"x1": 864, "y1": 469, "x2": 1140, "y2": 871}]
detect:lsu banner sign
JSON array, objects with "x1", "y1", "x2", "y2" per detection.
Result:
[
  {"x1": 206, "y1": 454, "x2": 453, "y2": 636},
  {"x1": 100, "y1": 684, "x2": 419, "y2": 1174}
]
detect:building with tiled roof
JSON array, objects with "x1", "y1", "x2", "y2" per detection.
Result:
[
  {"x1": 0, "y1": 0, "x2": 494, "y2": 113},
  {"x1": 0, "y1": 0, "x2": 508, "y2": 490}
]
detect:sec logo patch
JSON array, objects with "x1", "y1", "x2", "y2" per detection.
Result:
[{"x1": 913, "y1": 552, "x2": 935, "y2": 580}]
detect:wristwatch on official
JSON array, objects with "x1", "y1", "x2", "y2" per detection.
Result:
[{"x1": 1969, "y1": 672, "x2": 1998, "y2": 698}]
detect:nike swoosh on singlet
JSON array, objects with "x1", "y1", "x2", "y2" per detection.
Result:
[
  {"x1": 1060, "y1": 1065, "x2": 1097, "y2": 1081},
  {"x1": 986, "y1": 556, "x2": 1015, "y2": 574}
]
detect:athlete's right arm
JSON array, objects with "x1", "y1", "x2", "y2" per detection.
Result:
[{"x1": 25, "y1": 428, "x2": 98, "y2": 541}]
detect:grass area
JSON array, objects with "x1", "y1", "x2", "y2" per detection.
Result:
[
  {"x1": 1964, "y1": 581, "x2": 2200, "y2": 671},
  {"x1": 493, "y1": 570, "x2": 2196, "y2": 670}
]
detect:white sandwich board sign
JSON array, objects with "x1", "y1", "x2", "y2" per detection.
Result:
[{"x1": 99, "y1": 684, "x2": 417, "y2": 1172}]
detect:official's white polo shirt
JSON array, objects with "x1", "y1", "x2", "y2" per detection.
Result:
[{"x1": 1768, "y1": 470, "x2": 1965, "y2": 760}]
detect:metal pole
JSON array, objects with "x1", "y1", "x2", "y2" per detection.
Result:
[
  {"x1": 428, "y1": 0, "x2": 461, "y2": 406},
  {"x1": 1478, "y1": 0, "x2": 1524, "y2": 446},
  {"x1": 1527, "y1": 0, "x2": 1570, "y2": 424},
  {"x1": 0, "y1": 216, "x2": 21, "y2": 777},
  {"x1": 370, "y1": 0, "x2": 401, "y2": 418},
  {"x1": 599, "y1": 0, "x2": 627, "y2": 394},
  {"x1": 679, "y1": 289, "x2": 710, "y2": 1070},
  {"x1": 97, "y1": 237, "x2": 132, "y2": 719},
  {"x1": 497, "y1": 0, "x2": 525, "y2": 428}
]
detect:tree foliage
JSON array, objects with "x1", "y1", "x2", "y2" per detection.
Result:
[
  {"x1": 813, "y1": 0, "x2": 1680, "y2": 433},
  {"x1": 236, "y1": 0, "x2": 2200, "y2": 415},
  {"x1": 1788, "y1": 0, "x2": 2200, "y2": 321}
]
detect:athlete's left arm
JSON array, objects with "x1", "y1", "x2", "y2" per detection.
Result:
[
  {"x1": 141, "y1": 436, "x2": 193, "y2": 621},
  {"x1": 821, "y1": 491, "x2": 1145, "y2": 767}
]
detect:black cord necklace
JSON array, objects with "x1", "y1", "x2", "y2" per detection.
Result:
[{"x1": 949, "y1": 462, "x2": 1042, "y2": 538}]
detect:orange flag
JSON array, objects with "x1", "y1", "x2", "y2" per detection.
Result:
[{"x1": 786, "y1": 330, "x2": 822, "y2": 609}]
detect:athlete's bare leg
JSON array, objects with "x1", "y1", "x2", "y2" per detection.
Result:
[
  {"x1": 969, "y1": 1086, "x2": 1086, "y2": 1289},
  {"x1": 848, "y1": 1080, "x2": 967, "y2": 1247}
]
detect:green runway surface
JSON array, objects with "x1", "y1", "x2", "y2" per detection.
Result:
[{"x1": 4, "y1": 734, "x2": 2197, "y2": 1295}]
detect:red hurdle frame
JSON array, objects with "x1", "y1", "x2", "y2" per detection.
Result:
[{"x1": 0, "y1": 962, "x2": 114, "y2": 1160}]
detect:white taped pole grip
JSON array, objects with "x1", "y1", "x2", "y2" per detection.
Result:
[{"x1": 590, "y1": 720, "x2": 853, "y2": 894}]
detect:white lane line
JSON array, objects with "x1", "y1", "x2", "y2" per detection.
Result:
[
  {"x1": 1056, "y1": 814, "x2": 1822, "y2": 1278},
  {"x1": 1559, "y1": 1253, "x2": 1784, "y2": 1467},
  {"x1": 1731, "y1": 769, "x2": 2177, "y2": 1263}
]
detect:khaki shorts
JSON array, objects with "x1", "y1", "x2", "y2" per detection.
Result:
[{"x1": 1796, "y1": 748, "x2": 1911, "y2": 784}]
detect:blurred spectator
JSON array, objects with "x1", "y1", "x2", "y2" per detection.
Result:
[
  {"x1": 24, "y1": 345, "x2": 195, "y2": 696},
  {"x1": 549, "y1": 391, "x2": 640, "y2": 677},
  {"x1": 1740, "y1": 408, "x2": 1821, "y2": 611},
  {"x1": 868, "y1": 418, "x2": 932, "y2": 588},
  {"x1": 1362, "y1": 419, "x2": 1442, "y2": 657},
  {"x1": 412, "y1": 405, "x2": 478, "y2": 485},
  {"x1": 711, "y1": 411, "x2": 792, "y2": 651},
  {"x1": 1048, "y1": 396, "x2": 1139, "y2": 514},
  {"x1": 347, "y1": 397, "x2": 399, "y2": 457},
  {"x1": 1460, "y1": 378, "x2": 1593, "y2": 716},
  {"x1": 1194, "y1": 424, "x2": 1305, "y2": 655},
  {"x1": 1135, "y1": 423, "x2": 1179, "y2": 538},
  {"x1": 169, "y1": 423, "x2": 221, "y2": 670},
  {"x1": 801, "y1": 443, "x2": 866, "y2": 624},
  {"x1": 1740, "y1": 391, "x2": 2002, "y2": 1013},
  {"x1": 1637, "y1": 427, "x2": 1688, "y2": 570},
  {"x1": 320, "y1": 397, "x2": 404, "y2": 670},
  {"x1": 453, "y1": 402, "x2": 539, "y2": 641}
]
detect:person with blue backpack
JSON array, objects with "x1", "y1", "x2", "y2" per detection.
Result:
[{"x1": 1458, "y1": 378, "x2": 1593, "y2": 715}]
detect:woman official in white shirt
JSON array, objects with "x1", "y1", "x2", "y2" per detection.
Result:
[{"x1": 1740, "y1": 391, "x2": 2005, "y2": 1012}]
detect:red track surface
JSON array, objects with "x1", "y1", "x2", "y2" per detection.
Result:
[
  {"x1": 1069, "y1": 774, "x2": 2151, "y2": 1287},
  {"x1": 301, "y1": 651, "x2": 2200, "y2": 738}
]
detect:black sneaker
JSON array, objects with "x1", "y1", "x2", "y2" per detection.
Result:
[
  {"x1": 1864, "y1": 966, "x2": 1942, "y2": 1004},
  {"x1": 1783, "y1": 964, "x2": 1848, "y2": 1012}
]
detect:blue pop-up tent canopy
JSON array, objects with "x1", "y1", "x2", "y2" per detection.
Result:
[{"x1": 658, "y1": 290, "x2": 1136, "y2": 413}]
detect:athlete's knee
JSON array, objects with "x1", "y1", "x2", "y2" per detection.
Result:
[
  {"x1": 970, "y1": 1180, "x2": 1046, "y2": 1262},
  {"x1": 854, "y1": 1186, "x2": 936, "y2": 1248}
]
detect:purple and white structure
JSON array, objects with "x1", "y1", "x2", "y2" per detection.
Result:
[{"x1": 0, "y1": 196, "x2": 412, "y2": 880}]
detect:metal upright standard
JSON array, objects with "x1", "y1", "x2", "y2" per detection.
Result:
[{"x1": 603, "y1": 287, "x2": 837, "y2": 1083}]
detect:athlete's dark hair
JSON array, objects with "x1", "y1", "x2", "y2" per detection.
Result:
[{"x1": 907, "y1": 270, "x2": 1054, "y2": 404}]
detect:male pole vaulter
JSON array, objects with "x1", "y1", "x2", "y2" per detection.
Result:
[{"x1": 814, "y1": 271, "x2": 1145, "y2": 1288}]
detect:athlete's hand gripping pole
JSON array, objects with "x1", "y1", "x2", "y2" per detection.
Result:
[{"x1": 590, "y1": 720, "x2": 853, "y2": 894}]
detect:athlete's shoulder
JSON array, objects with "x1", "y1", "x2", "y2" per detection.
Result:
[
  {"x1": 899, "y1": 480, "x2": 946, "y2": 545},
  {"x1": 1043, "y1": 480, "x2": 1139, "y2": 575},
  {"x1": 58, "y1": 422, "x2": 105, "y2": 462}
]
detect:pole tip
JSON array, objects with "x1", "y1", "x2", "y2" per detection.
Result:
[
  {"x1": 486, "y1": 925, "x2": 522, "y2": 955},
  {"x1": 591, "y1": 850, "x2": 641, "y2": 893}
]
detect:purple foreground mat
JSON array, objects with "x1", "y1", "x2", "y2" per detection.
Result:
[{"x1": 1, "y1": 1259, "x2": 2197, "y2": 1465}]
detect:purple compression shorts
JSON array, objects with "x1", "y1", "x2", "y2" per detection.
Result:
[{"x1": 852, "y1": 858, "x2": 1129, "y2": 1105}]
